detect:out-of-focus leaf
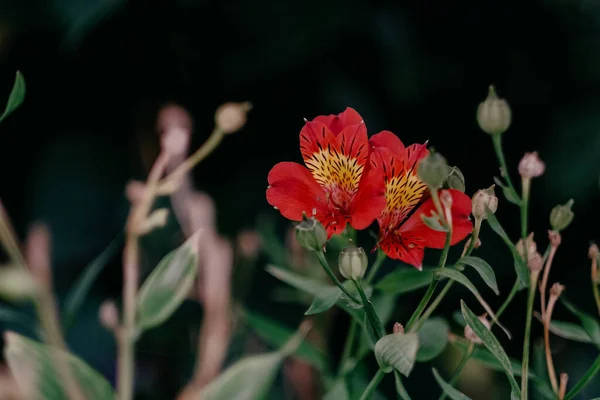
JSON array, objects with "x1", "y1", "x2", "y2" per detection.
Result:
[
  {"x1": 416, "y1": 318, "x2": 449, "y2": 362},
  {"x1": 461, "y1": 301, "x2": 520, "y2": 397},
  {"x1": 484, "y1": 209, "x2": 529, "y2": 288},
  {"x1": 452, "y1": 310, "x2": 466, "y2": 327},
  {"x1": 456, "y1": 256, "x2": 499, "y2": 295},
  {"x1": 374, "y1": 332, "x2": 419, "y2": 376},
  {"x1": 394, "y1": 370, "x2": 412, "y2": 400},
  {"x1": 4, "y1": 332, "x2": 115, "y2": 399},
  {"x1": 432, "y1": 368, "x2": 472, "y2": 400},
  {"x1": 494, "y1": 177, "x2": 521, "y2": 206},
  {"x1": 560, "y1": 297, "x2": 600, "y2": 347},
  {"x1": 323, "y1": 380, "x2": 349, "y2": 400},
  {"x1": 0, "y1": 71, "x2": 26, "y2": 124},
  {"x1": 63, "y1": 233, "x2": 123, "y2": 329},
  {"x1": 257, "y1": 215, "x2": 289, "y2": 267},
  {"x1": 375, "y1": 267, "x2": 435, "y2": 295},
  {"x1": 0, "y1": 306, "x2": 38, "y2": 335},
  {"x1": 137, "y1": 230, "x2": 200, "y2": 330},
  {"x1": 198, "y1": 323, "x2": 308, "y2": 400},
  {"x1": 446, "y1": 167, "x2": 466, "y2": 193},
  {"x1": 533, "y1": 313, "x2": 595, "y2": 344},
  {"x1": 243, "y1": 309, "x2": 326, "y2": 371},
  {"x1": 305, "y1": 286, "x2": 342, "y2": 315}
]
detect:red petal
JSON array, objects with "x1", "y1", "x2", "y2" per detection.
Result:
[
  {"x1": 379, "y1": 232, "x2": 425, "y2": 270},
  {"x1": 369, "y1": 130, "x2": 406, "y2": 159},
  {"x1": 299, "y1": 120, "x2": 340, "y2": 163},
  {"x1": 321, "y1": 213, "x2": 347, "y2": 238},
  {"x1": 399, "y1": 189, "x2": 473, "y2": 248},
  {"x1": 266, "y1": 162, "x2": 328, "y2": 221},
  {"x1": 350, "y1": 167, "x2": 386, "y2": 230},
  {"x1": 337, "y1": 122, "x2": 369, "y2": 164},
  {"x1": 313, "y1": 107, "x2": 363, "y2": 136},
  {"x1": 406, "y1": 142, "x2": 429, "y2": 175}
]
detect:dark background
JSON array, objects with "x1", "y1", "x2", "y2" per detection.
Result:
[{"x1": 0, "y1": 0, "x2": 599, "y2": 398}]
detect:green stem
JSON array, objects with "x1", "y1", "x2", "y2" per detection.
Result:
[
  {"x1": 366, "y1": 249, "x2": 386, "y2": 284},
  {"x1": 338, "y1": 319, "x2": 357, "y2": 377},
  {"x1": 521, "y1": 270, "x2": 539, "y2": 400},
  {"x1": 492, "y1": 133, "x2": 519, "y2": 198},
  {"x1": 439, "y1": 343, "x2": 474, "y2": 400},
  {"x1": 315, "y1": 251, "x2": 361, "y2": 305},
  {"x1": 359, "y1": 368, "x2": 385, "y2": 400},
  {"x1": 493, "y1": 279, "x2": 520, "y2": 325},
  {"x1": 354, "y1": 279, "x2": 386, "y2": 339},
  {"x1": 464, "y1": 219, "x2": 482, "y2": 257},
  {"x1": 394, "y1": 371, "x2": 412, "y2": 400},
  {"x1": 564, "y1": 353, "x2": 600, "y2": 400},
  {"x1": 593, "y1": 282, "x2": 600, "y2": 318},
  {"x1": 520, "y1": 178, "x2": 531, "y2": 247}
]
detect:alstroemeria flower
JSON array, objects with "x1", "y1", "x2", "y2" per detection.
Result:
[
  {"x1": 369, "y1": 131, "x2": 473, "y2": 269},
  {"x1": 267, "y1": 108, "x2": 386, "y2": 238}
]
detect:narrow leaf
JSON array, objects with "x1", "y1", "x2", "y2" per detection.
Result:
[
  {"x1": 0, "y1": 71, "x2": 26, "y2": 123},
  {"x1": 493, "y1": 177, "x2": 521, "y2": 206},
  {"x1": 137, "y1": 230, "x2": 201, "y2": 330},
  {"x1": 461, "y1": 301, "x2": 520, "y2": 396},
  {"x1": 323, "y1": 380, "x2": 350, "y2": 400},
  {"x1": 305, "y1": 286, "x2": 341, "y2": 315},
  {"x1": 416, "y1": 317, "x2": 449, "y2": 362},
  {"x1": 432, "y1": 368, "x2": 472, "y2": 400},
  {"x1": 533, "y1": 313, "x2": 594, "y2": 344},
  {"x1": 394, "y1": 370, "x2": 412, "y2": 400},
  {"x1": 0, "y1": 305, "x2": 38, "y2": 333},
  {"x1": 374, "y1": 332, "x2": 419, "y2": 376},
  {"x1": 485, "y1": 209, "x2": 529, "y2": 288},
  {"x1": 421, "y1": 214, "x2": 448, "y2": 232},
  {"x1": 436, "y1": 269, "x2": 510, "y2": 338},
  {"x1": 266, "y1": 265, "x2": 329, "y2": 297},
  {"x1": 375, "y1": 267, "x2": 435, "y2": 295},
  {"x1": 456, "y1": 256, "x2": 499, "y2": 295},
  {"x1": 560, "y1": 297, "x2": 600, "y2": 347},
  {"x1": 4, "y1": 332, "x2": 115, "y2": 399}
]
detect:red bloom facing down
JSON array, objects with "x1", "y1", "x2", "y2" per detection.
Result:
[
  {"x1": 266, "y1": 108, "x2": 386, "y2": 238},
  {"x1": 369, "y1": 131, "x2": 473, "y2": 269}
]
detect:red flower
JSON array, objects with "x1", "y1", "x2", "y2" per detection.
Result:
[
  {"x1": 369, "y1": 131, "x2": 473, "y2": 269},
  {"x1": 267, "y1": 108, "x2": 386, "y2": 238}
]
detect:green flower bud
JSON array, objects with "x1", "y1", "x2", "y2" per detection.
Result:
[
  {"x1": 338, "y1": 240, "x2": 368, "y2": 280},
  {"x1": 471, "y1": 185, "x2": 498, "y2": 220},
  {"x1": 417, "y1": 152, "x2": 449, "y2": 189},
  {"x1": 476, "y1": 85, "x2": 512, "y2": 135},
  {"x1": 550, "y1": 199, "x2": 574, "y2": 232},
  {"x1": 294, "y1": 214, "x2": 327, "y2": 251}
]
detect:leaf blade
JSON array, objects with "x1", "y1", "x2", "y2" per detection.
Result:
[
  {"x1": 432, "y1": 368, "x2": 472, "y2": 400},
  {"x1": 0, "y1": 71, "x2": 26, "y2": 123},
  {"x1": 375, "y1": 267, "x2": 435, "y2": 295},
  {"x1": 416, "y1": 317, "x2": 449, "y2": 362},
  {"x1": 374, "y1": 333, "x2": 419, "y2": 377},
  {"x1": 456, "y1": 256, "x2": 499, "y2": 295}
]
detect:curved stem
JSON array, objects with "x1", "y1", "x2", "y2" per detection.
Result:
[
  {"x1": 591, "y1": 257, "x2": 600, "y2": 317},
  {"x1": 463, "y1": 219, "x2": 482, "y2": 257},
  {"x1": 521, "y1": 270, "x2": 539, "y2": 400},
  {"x1": 493, "y1": 278, "x2": 520, "y2": 326},
  {"x1": 354, "y1": 279, "x2": 386, "y2": 339},
  {"x1": 439, "y1": 343, "x2": 474, "y2": 400},
  {"x1": 540, "y1": 244, "x2": 558, "y2": 316},
  {"x1": 359, "y1": 368, "x2": 385, "y2": 400},
  {"x1": 315, "y1": 251, "x2": 360, "y2": 304},
  {"x1": 520, "y1": 177, "x2": 531, "y2": 254},
  {"x1": 492, "y1": 133, "x2": 519, "y2": 198},
  {"x1": 366, "y1": 249, "x2": 386, "y2": 284},
  {"x1": 564, "y1": 353, "x2": 600, "y2": 400}
]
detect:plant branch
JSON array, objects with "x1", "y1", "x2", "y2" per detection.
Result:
[
  {"x1": 564, "y1": 353, "x2": 600, "y2": 400},
  {"x1": 359, "y1": 368, "x2": 385, "y2": 400},
  {"x1": 521, "y1": 270, "x2": 539, "y2": 400},
  {"x1": 439, "y1": 343, "x2": 474, "y2": 400}
]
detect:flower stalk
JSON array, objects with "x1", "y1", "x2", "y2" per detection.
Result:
[
  {"x1": 521, "y1": 269, "x2": 540, "y2": 400},
  {"x1": 543, "y1": 283, "x2": 565, "y2": 394},
  {"x1": 359, "y1": 368, "x2": 385, "y2": 400}
]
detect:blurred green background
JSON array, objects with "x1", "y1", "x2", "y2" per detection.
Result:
[{"x1": 0, "y1": 0, "x2": 599, "y2": 398}]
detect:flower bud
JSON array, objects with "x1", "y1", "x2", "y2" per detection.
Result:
[
  {"x1": 294, "y1": 214, "x2": 327, "y2": 251},
  {"x1": 518, "y1": 152, "x2": 545, "y2": 179},
  {"x1": 215, "y1": 102, "x2": 252, "y2": 134},
  {"x1": 516, "y1": 232, "x2": 537, "y2": 261},
  {"x1": 338, "y1": 240, "x2": 368, "y2": 280},
  {"x1": 393, "y1": 322, "x2": 404, "y2": 334},
  {"x1": 99, "y1": 301, "x2": 119, "y2": 331},
  {"x1": 549, "y1": 282, "x2": 565, "y2": 298},
  {"x1": 417, "y1": 152, "x2": 449, "y2": 188},
  {"x1": 464, "y1": 314, "x2": 491, "y2": 344},
  {"x1": 527, "y1": 252, "x2": 544, "y2": 273},
  {"x1": 476, "y1": 85, "x2": 512, "y2": 135},
  {"x1": 550, "y1": 199, "x2": 574, "y2": 232},
  {"x1": 471, "y1": 185, "x2": 498, "y2": 220},
  {"x1": 589, "y1": 243, "x2": 599, "y2": 260},
  {"x1": 548, "y1": 230, "x2": 561, "y2": 247}
]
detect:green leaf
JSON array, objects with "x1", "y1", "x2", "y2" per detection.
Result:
[
  {"x1": 256, "y1": 214, "x2": 289, "y2": 268},
  {"x1": 137, "y1": 231, "x2": 200, "y2": 330},
  {"x1": 432, "y1": 368, "x2": 472, "y2": 400},
  {"x1": 63, "y1": 233, "x2": 123, "y2": 329},
  {"x1": 452, "y1": 310, "x2": 466, "y2": 327},
  {"x1": 456, "y1": 256, "x2": 499, "y2": 295},
  {"x1": 533, "y1": 313, "x2": 594, "y2": 344},
  {"x1": 494, "y1": 177, "x2": 521, "y2": 206},
  {"x1": 323, "y1": 380, "x2": 350, "y2": 400},
  {"x1": 4, "y1": 332, "x2": 115, "y2": 399},
  {"x1": 305, "y1": 286, "x2": 341, "y2": 315},
  {"x1": 394, "y1": 370, "x2": 412, "y2": 400},
  {"x1": 0, "y1": 305, "x2": 38, "y2": 334},
  {"x1": 484, "y1": 209, "x2": 529, "y2": 288},
  {"x1": 198, "y1": 323, "x2": 308, "y2": 400},
  {"x1": 560, "y1": 297, "x2": 600, "y2": 347},
  {"x1": 0, "y1": 71, "x2": 26, "y2": 123},
  {"x1": 375, "y1": 267, "x2": 435, "y2": 295},
  {"x1": 461, "y1": 301, "x2": 520, "y2": 397},
  {"x1": 436, "y1": 269, "x2": 510, "y2": 338},
  {"x1": 243, "y1": 309, "x2": 327, "y2": 371},
  {"x1": 371, "y1": 293, "x2": 397, "y2": 325},
  {"x1": 446, "y1": 167, "x2": 466, "y2": 193},
  {"x1": 374, "y1": 332, "x2": 419, "y2": 376},
  {"x1": 421, "y1": 214, "x2": 448, "y2": 232},
  {"x1": 416, "y1": 317, "x2": 449, "y2": 362}
]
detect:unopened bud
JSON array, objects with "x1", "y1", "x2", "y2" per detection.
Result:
[
  {"x1": 0, "y1": 267, "x2": 36, "y2": 301},
  {"x1": 393, "y1": 322, "x2": 405, "y2": 334},
  {"x1": 589, "y1": 243, "x2": 599, "y2": 260},
  {"x1": 464, "y1": 314, "x2": 491, "y2": 344},
  {"x1": 215, "y1": 102, "x2": 252, "y2": 134},
  {"x1": 548, "y1": 230, "x2": 561, "y2": 247},
  {"x1": 338, "y1": 240, "x2": 368, "y2": 280},
  {"x1": 472, "y1": 185, "x2": 498, "y2": 220},
  {"x1": 295, "y1": 214, "x2": 327, "y2": 251},
  {"x1": 476, "y1": 85, "x2": 512, "y2": 135},
  {"x1": 446, "y1": 167, "x2": 466, "y2": 193},
  {"x1": 550, "y1": 199, "x2": 574, "y2": 232},
  {"x1": 527, "y1": 252, "x2": 544, "y2": 273},
  {"x1": 549, "y1": 282, "x2": 565, "y2": 298},
  {"x1": 440, "y1": 190, "x2": 453, "y2": 209},
  {"x1": 516, "y1": 232, "x2": 537, "y2": 260},
  {"x1": 518, "y1": 152, "x2": 545, "y2": 179},
  {"x1": 99, "y1": 301, "x2": 119, "y2": 331},
  {"x1": 417, "y1": 152, "x2": 449, "y2": 188}
]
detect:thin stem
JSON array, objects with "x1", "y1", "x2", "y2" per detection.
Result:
[
  {"x1": 520, "y1": 178, "x2": 531, "y2": 252},
  {"x1": 359, "y1": 368, "x2": 385, "y2": 400},
  {"x1": 0, "y1": 201, "x2": 27, "y2": 267},
  {"x1": 315, "y1": 251, "x2": 360, "y2": 304},
  {"x1": 439, "y1": 343, "x2": 474, "y2": 400},
  {"x1": 564, "y1": 353, "x2": 600, "y2": 400},
  {"x1": 365, "y1": 249, "x2": 386, "y2": 284},
  {"x1": 521, "y1": 270, "x2": 539, "y2": 400},
  {"x1": 353, "y1": 279, "x2": 386, "y2": 339},
  {"x1": 338, "y1": 319, "x2": 357, "y2": 377},
  {"x1": 591, "y1": 257, "x2": 600, "y2": 317},
  {"x1": 492, "y1": 133, "x2": 519, "y2": 198},
  {"x1": 543, "y1": 301, "x2": 559, "y2": 394},
  {"x1": 493, "y1": 278, "x2": 519, "y2": 325},
  {"x1": 540, "y1": 244, "x2": 558, "y2": 316},
  {"x1": 463, "y1": 219, "x2": 482, "y2": 257}
]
